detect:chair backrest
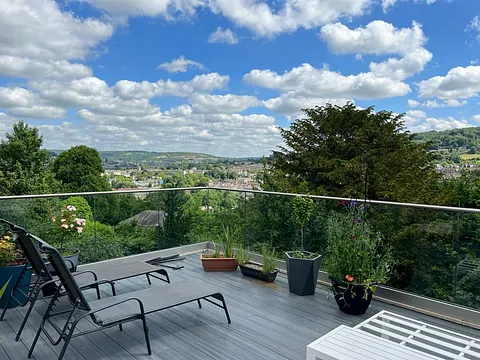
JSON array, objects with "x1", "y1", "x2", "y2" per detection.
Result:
[
  {"x1": 0, "y1": 219, "x2": 54, "y2": 281},
  {"x1": 36, "y1": 239, "x2": 91, "y2": 311}
]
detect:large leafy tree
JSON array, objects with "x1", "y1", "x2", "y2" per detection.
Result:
[
  {"x1": 265, "y1": 103, "x2": 440, "y2": 203},
  {"x1": 52, "y1": 145, "x2": 109, "y2": 193},
  {"x1": 0, "y1": 121, "x2": 56, "y2": 195}
]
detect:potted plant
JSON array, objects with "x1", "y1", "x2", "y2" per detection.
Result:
[
  {"x1": 0, "y1": 233, "x2": 31, "y2": 309},
  {"x1": 201, "y1": 224, "x2": 238, "y2": 271},
  {"x1": 323, "y1": 209, "x2": 393, "y2": 315},
  {"x1": 285, "y1": 196, "x2": 322, "y2": 296},
  {"x1": 238, "y1": 246, "x2": 280, "y2": 283},
  {"x1": 48, "y1": 204, "x2": 85, "y2": 274}
]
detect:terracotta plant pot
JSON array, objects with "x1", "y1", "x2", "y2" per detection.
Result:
[{"x1": 200, "y1": 254, "x2": 238, "y2": 272}]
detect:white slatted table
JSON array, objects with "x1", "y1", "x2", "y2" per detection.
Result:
[
  {"x1": 306, "y1": 325, "x2": 440, "y2": 360},
  {"x1": 354, "y1": 310, "x2": 480, "y2": 359}
]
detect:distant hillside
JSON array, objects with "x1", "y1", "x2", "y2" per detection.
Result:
[
  {"x1": 48, "y1": 150, "x2": 261, "y2": 169},
  {"x1": 413, "y1": 127, "x2": 480, "y2": 153}
]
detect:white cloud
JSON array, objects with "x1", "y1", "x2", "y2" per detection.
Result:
[
  {"x1": 0, "y1": 56, "x2": 92, "y2": 80},
  {"x1": 78, "y1": 0, "x2": 204, "y2": 18},
  {"x1": 0, "y1": 0, "x2": 113, "y2": 61},
  {"x1": 208, "y1": 27, "x2": 239, "y2": 44},
  {"x1": 320, "y1": 21, "x2": 426, "y2": 55},
  {"x1": 471, "y1": 59, "x2": 479, "y2": 65},
  {"x1": 406, "y1": 110, "x2": 427, "y2": 118},
  {"x1": 0, "y1": 87, "x2": 36, "y2": 108},
  {"x1": 418, "y1": 66, "x2": 480, "y2": 100},
  {"x1": 157, "y1": 56, "x2": 205, "y2": 73},
  {"x1": 8, "y1": 105, "x2": 66, "y2": 119},
  {"x1": 0, "y1": 87, "x2": 67, "y2": 119},
  {"x1": 263, "y1": 92, "x2": 351, "y2": 116},
  {"x1": 320, "y1": 21, "x2": 432, "y2": 81},
  {"x1": 243, "y1": 63, "x2": 410, "y2": 100},
  {"x1": 114, "y1": 73, "x2": 229, "y2": 99},
  {"x1": 472, "y1": 115, "x2": 480, "y2": 122},
  {"x1": 189, "y1": 94, "x2": 259, "y2": 114},
  {"x1": 410, "y1": 117, "x2": 469, "y2": 133},
  {"x1": 53, "y1": 110, "x2": 281, "y2": 156},
  {"x1": 421, "y1": 99, "x2": 468, "y2": 108},
  {"x1": 408, "y1": 99, "x2": 420, "y2": 108},
  {"x1": 465, "y1": 15, "x2": 480, "y2": 41},
  {"x1": 382, "y1": 0, "x2": 438, "y2": 12}
]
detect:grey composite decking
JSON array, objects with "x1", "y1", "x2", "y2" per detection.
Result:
[{"x1": 1, "y1": 253, "x2": 480, "y2": 360}]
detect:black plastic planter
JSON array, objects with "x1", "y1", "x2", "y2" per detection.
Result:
[
  {"x1": 239, "y1": 263, "x2": 279, "y2": 283},
  {"x1": 330, "y1": 276, "x2": 374, "y2": 315},
  {"x1": 285, "y1": 252, "x2": 322, "y2": 296}
]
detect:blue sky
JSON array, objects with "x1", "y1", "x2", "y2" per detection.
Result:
[{"x1": 0, "y1": 0, "x2": 480, "y2": 156}]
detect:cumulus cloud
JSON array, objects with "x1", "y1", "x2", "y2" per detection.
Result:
[
  {"x1": 243, "y1": 63, "x2": 410, "y2": 100},
  {"x1": 79, "y1": 0, "x2": 372, "y2": 38},
  {"x1": 208, "y1": 27, "x2": 239, "y2": 44},
  {"x1": 0, "y1": 0, "x2": 113, "y2": 61},
  {"x1": 113, "y1": 73, "x2": 229, "y2": 99},
  {"x1": 418, "y1": 66, "x2": 480, "y2": 100},
  {"x1": 421, "y1": 99, "x2": 468, "y2": 108},
  {"x1": 157, "y1": 56, "x2": 205, "y2": 73},
  {"x1": 320, "y1": 21, "x2": 432, "y2": 81},
  {"x1": 408, "y1": 99, "x2": 420, "y2": 108},
  {"x1": 262, "y1": 92, "x2": 351, "y2": 116},
  {"x1": 410, "y1": 117, "x2": 469, "y2": 133},
  {"x1": 189, "y1": 94, "x2": 259, "y2": 114},
  {"x1": 472, "y1": 115, "x2": 480, "y2": 122},
  {"x1": 406, "y1": 110, "x2": 427, "y2": 118}
]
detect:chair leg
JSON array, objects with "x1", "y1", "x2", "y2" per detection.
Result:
[
  {"x1": 15, "y1": 299, "x2": 34, "y2": 341},
  {"x1": 218, "y1": 294, "x2": 231, "y2": 324},
  {"x1": 197, "y1": 299, "x2": 202, "y2": 308},
  {"x1": 146, "y1": 273, "x2": 152, "y2": 285},
  {"x1": 16, "y1": 286, "x2": 43, "y2": 341},
  {"x1": 57, "y1": 324, "x2": 76, "y2": 360},
  {"x1": 27, "y1": 320, "x2": 43, "y2": 358},
  {"x1": 95, "y1": 285, "x2": 101, "y2": 300},
  {"x1": 141, "y1": 315, "x2": 152, "y2": 355},
  {"x1": 119, "y1": 324, "x2": 123, "y2": 331}
]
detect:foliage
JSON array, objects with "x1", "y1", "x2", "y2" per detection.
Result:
[
  {"x1": 266, "y1": 103, "x2": 440, "y2": 203},
  {"x1": 61, "y1": 197, "x2": 93, "y2": 221},
  {"x1": 219, "y1": 223, "x2": 238, "y2": 258},
  {"x1": 50, "y1": 204, "x2": 86, "y2": 253},
  {"x1": 52, "y1": 145, "x2": 110, "y2": 193},
  {"x1": 114, "y1": 220, "x2": 157, "y2": 255},
  {"x1": 0, "y1": 121, "x2": 56, "y2": 195},
  {"x1": 413, "y1": 126, "x2": 480, "y2": 154},
  {"x1": 323, "y1": 210, "x2": 393, "y2": 291},
  {"x1": 261, "y1": 246, "x2": 277, "y2": 274},
  {"x1": 0, "y1": 235, "x2": 19, "y2": 267},
  {"x1": 234, "y1": 246, "x2": 251, "y2": 265},
  {"x1": 291, "y1": 196, "x2": 315, "y2": 251},
  {"x1": 160, "y1": 190, "x2": 191, "y2": 249},
  {"x1": 72, "y1": 222, "x2": 124, "y2": 264}
]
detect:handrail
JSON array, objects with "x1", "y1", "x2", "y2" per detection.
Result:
[{"x1": 0, "y1": 186, "x2": 479, "y2": 214}]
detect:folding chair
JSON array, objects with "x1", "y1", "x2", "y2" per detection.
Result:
[{"x1": 29, "y1": 241, "x2": 231, "y2": 360}]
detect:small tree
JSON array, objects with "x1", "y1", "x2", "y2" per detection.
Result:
[
  {"x1": 291, "y1": 196, "x2": 315, "y2": 251},
  {"x1": 52, "y1": 146, "x2": 109, "y2": 193},
  {"x1": 0, "y1": 121, "x2": 56, "y2": 195}
]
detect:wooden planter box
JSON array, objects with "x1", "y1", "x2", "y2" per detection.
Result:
[{"x1": 200, "y1": 254, "x2": 238, "y2": 272}]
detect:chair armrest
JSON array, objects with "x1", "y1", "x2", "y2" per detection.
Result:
[
  {"x1": 79, "y1": 278, "x2": 116, "y2": 296},
  {"x1": 79, "y1": 297, "x2": 146, "y2": 325},
  {"x1": 73, "y1": 270, "x2": 98, "y2": 282}
]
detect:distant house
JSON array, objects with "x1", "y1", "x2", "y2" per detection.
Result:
[{"x1": 121, "y1": 210, "x2": 165, "y2": 227}]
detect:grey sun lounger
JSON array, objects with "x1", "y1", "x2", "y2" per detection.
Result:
[
  {"x1": 0, "y1": 219, "x2": 169, "y2": 341},
  {"x1": 28, "y1": 241, "x2": 231, "y2": 360}
]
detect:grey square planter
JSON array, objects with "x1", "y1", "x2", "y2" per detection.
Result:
[{"x1": 285, "y1": 251, "x2": 322, "y2": 296}]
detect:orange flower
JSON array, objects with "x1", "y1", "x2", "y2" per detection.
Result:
[{"x1": 345, "y1": 275, "x2": 354, "y2": 282}]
